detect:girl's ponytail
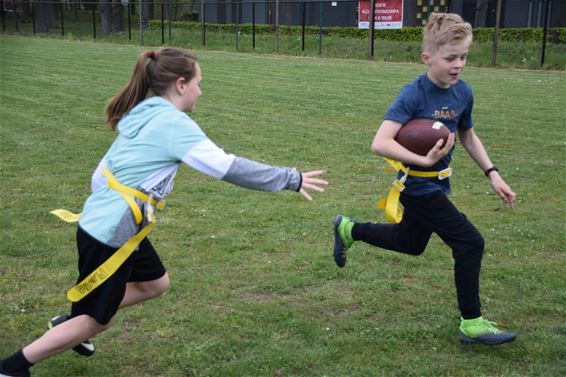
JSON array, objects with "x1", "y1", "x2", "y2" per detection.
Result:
[
  {"x1": 104, "y1": 48, "x2": 198, "y2": 130},
  {"x1": 105, "y1": 51, "x2": 153, "y2": 130}
]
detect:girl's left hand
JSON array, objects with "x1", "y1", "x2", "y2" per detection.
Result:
[{"x1": 298, "y1": 170, "x2": 328, "y2": 201}]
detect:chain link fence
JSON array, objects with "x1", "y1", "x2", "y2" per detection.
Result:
[{"x1": 1, "y1": 0, "x2": 564, "y2": 68}]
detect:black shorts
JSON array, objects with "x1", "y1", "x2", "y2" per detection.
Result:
[{"x1": 70, "y1": 226, "x2": 166, "y2": 325}]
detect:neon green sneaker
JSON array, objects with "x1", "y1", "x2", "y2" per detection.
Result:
[
  {"x1": 333, "y1": 215, "x2": 355, "y2": 268},
  {"x1": 458, "y1": 316, "x2": 516, "y2": 345}
]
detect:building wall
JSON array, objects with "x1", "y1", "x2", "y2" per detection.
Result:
[
  {"x1": 450, "y1": 0, "x2": 562, "y2": 28},
  {"x1": 201, "y1": 0, "x2": 357, "y2": 26},
  {"x1": 200, "y1": 0, "x2": 564, "y2": 28}
]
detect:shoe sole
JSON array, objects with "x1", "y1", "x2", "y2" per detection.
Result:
[
  {"x1": 333, "y1": 215, "x2": 346, "y2": 268},
  {"x1": 48, "y1": 315, "x2": 95, "y2": 357},
  {"x1": 458, "y1": 331, "x2": 517, "y2": 345}
]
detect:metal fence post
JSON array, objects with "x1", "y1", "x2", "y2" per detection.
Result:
[
  {"x1": 168, "y1": 0, "x2": 171, "y2": 44},
  {"x1": 237, "y1": 1, "x2": 241, "y2": 50},
  {"x1": 12, "y1": 0, "x2": 18, "y2": 32},
  {"x1": 301, "y1": 2, "x2": 305, "y2": 51},
  {"x1": 32, "y1": 1, "x2": 35, "y2": 34},
  {"x1": 60, "y1": 1, "x2": 64, "y2": 38},
  {"x1": 540, "y1": 0, "x2": 550, "y2": 67},
  {"x1": 200, "y1": 0, "x2": 205, "y2": 46},
  {"x1": 368, "y1": 0, "x2": 375, "y2": 59},
  {"x1": 318, "y1": 0, "x2": 323, "y2": 56},
  {"x1": 1, "y1": 0, "x2": 5, "y2": 33},
  {"x1": 1, "y1": 0, "x2": 4, "y2": 32},
  {"x1": 92, "y1": 3, "x2": 96, "y2": 39},
  {"x1": 139, "y1": 0, "x2": 144, "y2": 46},
  {"x1": 1, "y1": 0, "x2": 6, "y2": 32},
  {"x1": 491, "y1": 0, "x2": 501, "y2": 67},
  {"x1": 161, "y1": 1, "x2": 164, "y2": 45},
  {"x1": 275, "y1": 0, "x2": 280, "y2": 53},
  {"x1": 128, "y1": 2, "x2": 131, "y2": 40}
]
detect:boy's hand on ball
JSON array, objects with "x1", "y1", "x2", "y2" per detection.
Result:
[{"x1": 423, "y1": 132, "x2": 455, "y2": 167}]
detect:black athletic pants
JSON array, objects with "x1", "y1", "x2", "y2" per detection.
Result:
[{"x1": 351, "y1": 190, "x2": 484, "y2": 319}]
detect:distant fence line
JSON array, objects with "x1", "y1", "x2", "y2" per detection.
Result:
[
  {"x1": 4, "y1": 0, "x2": 369, "y2": 56},
  {"x1": 1, "y1": 0, "x2": 560, "y2": 66}
]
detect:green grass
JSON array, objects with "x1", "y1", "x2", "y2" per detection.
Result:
[{"x1": 1, "y1": 35, "x2": 565, "y2": 376}]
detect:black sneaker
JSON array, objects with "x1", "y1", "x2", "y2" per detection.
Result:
[
  {"x1": 0, "y1": 361, "x2": 30, "y2": 377},
  {"x1": 48, "y1": 315, "x2": 95, "y2": 356}
]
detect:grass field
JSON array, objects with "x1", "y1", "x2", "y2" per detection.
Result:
[{"x1": 0, "y1": 35, "x2": 565, "y2": 376}]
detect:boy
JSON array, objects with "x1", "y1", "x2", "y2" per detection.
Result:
[{"x1": 333, "y1": 13, "x2": 517, "y2": 345}]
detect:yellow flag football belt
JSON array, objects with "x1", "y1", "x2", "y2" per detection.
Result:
[
  {"x1": 50, "y1": 168, "x2": 165, "y2": 302},
  {"x1": 376, "y1": 158, "x2": 452, "y2": 224}
]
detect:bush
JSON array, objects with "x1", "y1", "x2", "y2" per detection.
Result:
[
  {"x1": 472, "y1": 28, "x2": 566, "y2": 43},
  {"x1": 148, "y1": 20, "x2": 566, "y2": 44},
  {"x1": 147, "y1": 21, "x2": 425, "y2": 41}
]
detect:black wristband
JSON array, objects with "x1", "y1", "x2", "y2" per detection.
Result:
[
  {"x1": 484, "y1": 166, "x2": 499, "y2": 177},
  {"x1": 296, "y1": 171, "x2": 303, "y2": 192}
]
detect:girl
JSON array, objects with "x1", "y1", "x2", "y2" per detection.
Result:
[{"x1": 1, "y1": 48, "x2": 327, "y2": 376}]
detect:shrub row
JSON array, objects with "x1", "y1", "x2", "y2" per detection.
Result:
[
  {"x1": 473, "y1": 27, "x2": 566, "y2": 43},
  {"x1": 148, "y1": 20, "x2": 566, "y2": 43}
]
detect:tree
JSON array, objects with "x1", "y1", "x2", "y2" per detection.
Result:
[
  {"x1": 19, "y1": 0, "x2": 32, "y2": 23},
  {"x1": 100, "y1": 0, "x2": 124, "y2": 37},
  {"x1": 140, "y1": 0, "x2": 153, "y2": 30},
  {"x1": 34, "y1": 0, "x2": 57, "y2": 33},
  {"x1": 112, "y1": 1, "x2": 124, "y2": 32}
]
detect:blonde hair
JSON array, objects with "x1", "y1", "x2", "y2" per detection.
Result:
[
  {"x1": 105, "y1": 48, "x2": 198, "y2": 130},
  {"x1": 422, "y1": 13, "x2": 473, "y2": 54}
]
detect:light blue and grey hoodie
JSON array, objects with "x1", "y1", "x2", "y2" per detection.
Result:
[{"x1": 79, "y1": 96, "x2": 301, "y2": 247}]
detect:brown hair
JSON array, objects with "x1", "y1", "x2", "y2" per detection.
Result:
[
  {"x1": 422, "y1": 13, "x2": 473, "y2": 54},
  {"x1": 105, "y1": 48, "x2": 199, "y2": 130}
]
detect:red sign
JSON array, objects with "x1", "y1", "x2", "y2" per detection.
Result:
[{"x1": 358, "y1": 0, "x2": 404, "y2": 29}]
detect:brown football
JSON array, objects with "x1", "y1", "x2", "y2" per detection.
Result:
[{"x1": 395, "y1": 118, "x2": 450, "y2": 156}]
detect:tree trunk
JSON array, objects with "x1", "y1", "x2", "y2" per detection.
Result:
[
  {"x1": 72, "y1": 0, "x2": 79, "y2": 21},
  {"x1": 100, "y1": 0, "x2": 112, "y2": 36},
  {"x1": 35, "y1": 0, "x2": 56, "y2": 32},
  {"x1": 20, "y1": 0, "x2": 31, "y2": 23},
  {"x1": 112, "y1": 0, "x2": 123, "y2": 33},
  {"x1": 46, "y1": 0, "x2": 56, "y2": 28},
  {"x1": 140, "y1": 0, "x2": 153, "y2": 30},
  {"x1": 100, "y1": 0, "x2": 125, "y2": 35}
]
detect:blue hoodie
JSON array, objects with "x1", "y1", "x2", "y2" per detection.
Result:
[{"x1": 80, "y1": 96, "x2": 301, "y2": 247}]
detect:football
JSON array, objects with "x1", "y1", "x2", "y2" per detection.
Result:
[{"x1": 395, "y1": 118, "x2": 450, "y2": 156}]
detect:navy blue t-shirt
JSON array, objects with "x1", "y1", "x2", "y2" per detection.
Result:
[{"x1": 384, "y1": 73, "x2": 474, "y2": 196}]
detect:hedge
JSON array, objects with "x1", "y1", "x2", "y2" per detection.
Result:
[
  {"x1": 148, "y1": 20, "x2": 566, "y2": 43},
  {"x1": 473, "y1": 27, "x2": 566, "y2": 43}
]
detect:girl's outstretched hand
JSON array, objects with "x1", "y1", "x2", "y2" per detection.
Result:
[{"x1": 298, "y1": 170, "x2": 328, "y2": 201}]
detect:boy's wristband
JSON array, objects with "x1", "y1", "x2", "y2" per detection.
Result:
[{"x1": 484, "y1": 166, "x2": 499, "y2": 177}]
